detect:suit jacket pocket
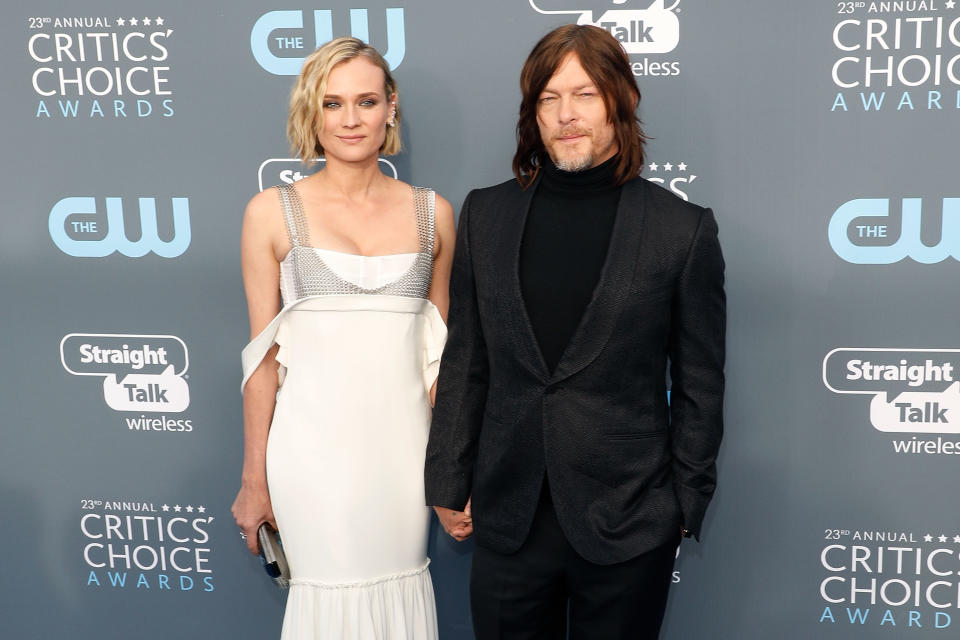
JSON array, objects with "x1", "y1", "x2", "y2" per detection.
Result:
[
  {"x1": 604, "y1": 429, "x2": 668, "y2": 441},
  {"x1": 631, "y1": 281, "x2": 673, "y2": 302}
]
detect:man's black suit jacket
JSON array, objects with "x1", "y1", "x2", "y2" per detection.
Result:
[{"x1": 425, "y1": 173, "x2": 725, "y2": 565}]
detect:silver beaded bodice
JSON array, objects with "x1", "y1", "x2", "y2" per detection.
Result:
[{"x1": 277, "y1": 183, "x2": 435, "y2": 303}]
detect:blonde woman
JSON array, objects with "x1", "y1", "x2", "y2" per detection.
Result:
[{"x1": 232, "y1": 37, "x2": 455, "y2": 639}]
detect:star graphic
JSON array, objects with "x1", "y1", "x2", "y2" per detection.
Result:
[
  {"x1": 946, "y1": 1, "x2": 956, "y2": 8},
  {"x1": 648, "y1": 162, "x2": 659, "y2": 171},
  {"x1": 939, "y1": 534, "x2": 948, "y2": 543},
  {"x1": 161, "y1": 504, "x2": 170, "y2": 512},
  {"x1": 129, "y1": 17, "x2": 139, "y2": 26},
  {"x1": 197, "y1": 505, "x2": 206, "y2": 513},
  {"x1": 186, "y1": 505, "x2": 194, "y2": 513},
  {"x1": 924, "y1": 534, "x2": 933, "y2": 542},
  {"x1": 173, "y1": 504, "x2": 182, "y2": 512},
  {"x1": 156, "y1": 17, "x2": 165, "y2": 25},
  {"x1": 663, "y1": 162, "x2": 674, "y2": 171},
  {"x1": 954, "y1": 535, "x2": 960, "y2": 543},
  {"x1": 116, "y1": 17, "x2": 126, "y2": 26},
  {"x1": 143, "y1": 17, "x2": 152, "y2": 26},
  {"x1": 677, "y1": 162, "x2": 687, "y2": 171}
]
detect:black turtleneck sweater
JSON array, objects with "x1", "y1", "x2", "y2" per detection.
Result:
[{"x1": 520, "y1": 156, "x2": 623, "y2": 373}]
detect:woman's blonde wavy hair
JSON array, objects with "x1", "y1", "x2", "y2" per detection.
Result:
[{"x1": 287, "y1": 37, "x2": 401, "y2": 164}]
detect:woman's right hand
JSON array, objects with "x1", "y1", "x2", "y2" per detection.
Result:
[
  {"x1": 434, "y1": 497, "x2": 473, "y2": 542},
  {"x1": 231, "y1": 483, "x2": 277, "y2": 555}
]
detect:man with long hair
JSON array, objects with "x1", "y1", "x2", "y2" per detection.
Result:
[{"x1": 426, "y1": 24, "x2": 725, "y2": 639}]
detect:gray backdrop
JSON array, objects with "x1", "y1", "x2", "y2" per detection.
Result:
[{"x1": 3, "y1": 0, "x2": 959, "y2": 637}]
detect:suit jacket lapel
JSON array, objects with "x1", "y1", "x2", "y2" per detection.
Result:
[
  {"x1": 551, "y1": 177, "x2": 648, "y2": 383},
  {"x1": 502, "y1": 173, "x2": 551, "y2": 382}
]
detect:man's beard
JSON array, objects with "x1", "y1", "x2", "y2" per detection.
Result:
[
  {"x1": 549, "y1": 126, "x2": 593, "y2": 173},
  {"x1": 553, "y1": 153, "x2": 593, "y2": 172}
]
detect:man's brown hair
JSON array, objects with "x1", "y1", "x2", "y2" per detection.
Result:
[{"x1": 513, "y1": 24, "x2": 647, "y2": 187}]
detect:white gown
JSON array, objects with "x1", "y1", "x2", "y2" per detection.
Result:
[{"x1": 241, "y1": 184, "x2": 446, "y2": 639}]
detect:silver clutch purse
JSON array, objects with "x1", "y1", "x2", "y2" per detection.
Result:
[{"x1": 257, "y1": 522, "x2": 290, "y2": 588}]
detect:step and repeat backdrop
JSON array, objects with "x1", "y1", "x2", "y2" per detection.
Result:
[{"x1": 1, "y1": 0, "x2": 958, "y2": 638}]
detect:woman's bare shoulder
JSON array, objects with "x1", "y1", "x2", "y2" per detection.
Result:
[
  {"x1": 244, "y1": 188, "x2": 282, "y2": 225},
  {"x1": 242, "y1": 188, "x2": 288, "y2": 261}
]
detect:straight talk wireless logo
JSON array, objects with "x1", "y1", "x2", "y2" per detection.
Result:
[
  {"x1": 529, "y1": 0, "x2": 682, "y2": 77},
  {"x1": 823, "y1": 348, "x2": 960, "y2": 454},
  {"x1": 60, "y1": 333, "x2": 194, "y2": 433}
]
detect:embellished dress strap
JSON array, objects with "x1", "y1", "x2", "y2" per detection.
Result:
[
  {"x1": 412, "y1": 186, "x2": 436, "y2": 258},
  {"x1": 276, "y1": 183, "x2": 309, "y2": 249}
]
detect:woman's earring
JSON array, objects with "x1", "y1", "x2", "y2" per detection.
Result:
[{"x1": 388, "y1": 106, "x2": 396, "y2": 128}]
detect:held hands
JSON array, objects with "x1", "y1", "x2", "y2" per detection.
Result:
[
  {"x1": 434, "y1": 497, "x2": 473, "y2": 541},
  {"x1": 231, "y1": 482, "x2": 277, "y2": 555}
]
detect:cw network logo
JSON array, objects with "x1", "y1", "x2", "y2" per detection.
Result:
[
  {"x1": 60, "y1": 333, "x2": 190, "y2": 413},
  {"x1": 251, "y1": 8, "x2": 405, "y2": 75},
  {"x1": 257, "y1": 157, "x2": 398, "y2": 191},
  {"x1": 828, "y1": 197, "x2": 960, "y2": 264},
  {"x1": 529, "y1": 0, "x2": 680, "y2": 54},
  {"x1": 49, "y1": 196, "x2": 191, "y2": 258}
]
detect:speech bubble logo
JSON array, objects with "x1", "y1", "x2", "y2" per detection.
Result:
[
  {"x1": 103, "y1": 365, "x2": 190, "y2": 413},
  {"x1": 823, "y1": 348, "x2": 960, "y2": 400},
  {"x1": 868, "y1": 382, "x2": 960, "y2": 433},
  {"x1": 61, "y1": 334, "x2": 188, "y2": 379},
  {"x1": 823, "y1": 348, "x2": 960, "y2": 434},
  {"x1": 257, "y1": 158, "x2": 398, "y2": 192},
  {"x1": 529, "y1": 1, "x2": 680, "y2": 53},
  {"x1": 61, "y1": 333, "x2": 190, "y2": 414}
]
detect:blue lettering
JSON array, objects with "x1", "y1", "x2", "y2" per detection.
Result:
[
  {"x1": 936, "y1": 612, "x2": 951, "y2": 628},
  {"x1": 251, "y1": 9, "x2": 405, "y2": 75},
  {"x1": 162, "y1": 99, "x2": 175, "y2": 117},
  {"x1": 87, "y1": 570, "x2": 100, "y2": 586},
  {"x1": 828, "y1": 198, "x2": 960, "y2": 264},
  {"x1": 49, "y1": 197, "x2": 192, "y2": 258},
  {"x1": 180, "y1": 575, "x2": 194, "y2": 590},
  {"x1": 881, "y1": 609, "x2": 896, "y2": 625},
  {"x1": 820, "y1": 606, "x2": 836, "y2": 623},
  {"x1": 136, "y1": 573, "x2": 149, "y2": 588},
  {"x1": 251, "y1": 10, "x2": 307, "y2": 75},
  {"x1": 909, "y1": 610, "x2": 922, "y2": 627},
  {"x1": 832, "y1": 93, "x2": 848, "y2": 112},
  {"x1": 846, "y1": 608, "x2": 869, "y2": 624},
  {"x1": 137, "y1": 99, "x2": 152, "y2": 117},
  {"x1": 897, "y1": 91, "x2": 914, "y2": 110},
  {"x1": 107, "y1": 571, "x2": 127, "y2": 587},
  {"x1": 90, "y1": 100, "x2": 104, "y2": 117},
  {"x1": 203, "y1": 576, "x2": 215, "y2": 592},
  {"x1": 158, "y1": 574, "x2": 170, "y2": 590},
  {"x1": 36, "y1": 101, "x2": 50, "y2": 118},
  {"x1": 58, "y1": 100, "x2": 79, "y2": 117},
  {"x1": 860, "y1": 92, "x2": 886, "y2": 110}
]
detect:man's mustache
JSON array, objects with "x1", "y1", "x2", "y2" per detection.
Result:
[{"x1": 555, "y1": 126, "x2": 591, "y2": 139}]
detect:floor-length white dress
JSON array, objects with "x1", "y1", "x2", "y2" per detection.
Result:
[{"x1": 241, "y1": 183, "x2": 446, "y2": 639}]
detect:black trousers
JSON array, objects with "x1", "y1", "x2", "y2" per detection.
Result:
[{"x1": 470, "y1": 486, "x2": 679, "y2": 640}]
